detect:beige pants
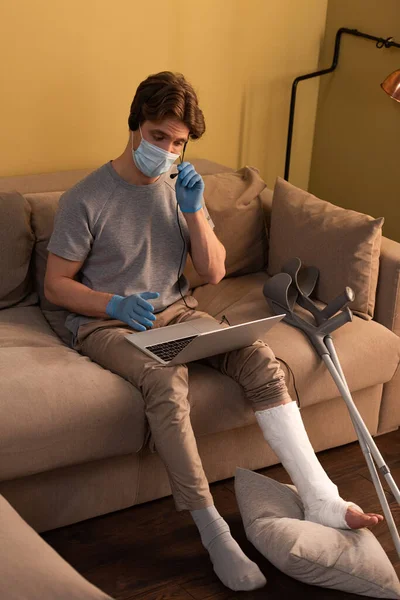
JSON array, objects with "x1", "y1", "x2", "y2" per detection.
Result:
[{"x1": 74, "y1": 295, "x2": 291, "y2": 511}]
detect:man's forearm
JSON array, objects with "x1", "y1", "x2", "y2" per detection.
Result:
[
  {"x1": 184, "y1": 209, "x2": 226, "y2": 284},
  {"x1": 45, "y1": 277, "x2": 114, "y2": 318}
]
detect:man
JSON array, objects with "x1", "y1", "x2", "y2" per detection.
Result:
[{"x1": 45, "y1": 71, "x2": 382, "y2": 592}]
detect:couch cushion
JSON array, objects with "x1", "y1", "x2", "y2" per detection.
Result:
[
  {"x1": 0, "y1": 306, "x2": 258, "y2": 478},
  {"x1": 24, "y1": 191, "x2": 73, "y2": 345},
  {"x1": 0, "y1": 305, "x2": 66, "y2": 348},
  {"x1": 0, "y1": 191, "x2": 38, "y2": 309},
  {"x1": 268, "y1": 178, "x2": 384, "y2": 320},
  {"x1": 0, "y1": 168, "x2": 92, "y2": 194},
  {"x1": 0, "y1": 494, "x2": 114, "y2": 600},
  {"x1": 0, "y1": 307, "x2": 146, "y2": 481},
  {"x1": 192, "y1": 272, "x2": 400, "y2": 408},
  {"x1": 24, "y1": 191, "x2": 63, "y2": 313},
  {"x1": 184, "y1": 167, "x2": 269, "y2": 288}
]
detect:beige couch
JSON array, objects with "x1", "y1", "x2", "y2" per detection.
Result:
[
  {"x1": 0, "y1": 158, "x2": 399, "y2": 542},
  {"x1": 0, "y1": 493, "x2": 114, "y2": 600}
]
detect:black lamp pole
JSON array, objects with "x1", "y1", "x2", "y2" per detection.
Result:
[{"x1": 284, "y1": 27, "x2": 400, "y2": 181}]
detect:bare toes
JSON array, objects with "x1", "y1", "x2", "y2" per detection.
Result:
[
  {"x1": 345, "y1": 507, "x2": 383, "y2": 529},
  {"x1": 367, "y1": 513, "x2": 384, "y2": 522}
]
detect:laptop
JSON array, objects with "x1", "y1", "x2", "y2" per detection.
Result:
[{"x1": 124, "y1": 314, "x2": 285, "y2": 365}]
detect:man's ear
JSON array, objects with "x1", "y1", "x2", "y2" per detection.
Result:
[{"x1": 131, "y1": 128, "x2": 141, "y2": 151}]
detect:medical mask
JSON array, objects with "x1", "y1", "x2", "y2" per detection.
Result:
[{"x1": 132, "y1": 125, "x2": 180, "y2": 178}]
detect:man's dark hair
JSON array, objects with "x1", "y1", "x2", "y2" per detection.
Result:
[{"x1": 128, "y1": 71, "x2": 205, "y2": 139}]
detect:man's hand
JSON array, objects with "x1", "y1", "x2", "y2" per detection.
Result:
[
  {"x1": 106, "y1": 292, "x2": 160, "y2": 331},
  {"x1": 175, "y1": 162, "x2": 204, "y2": 213}
]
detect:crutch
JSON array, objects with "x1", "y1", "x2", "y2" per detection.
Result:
[{"x1": 263, "y1": 258, "x2": 400, "y2": 558}]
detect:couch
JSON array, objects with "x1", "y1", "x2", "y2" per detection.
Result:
[
  {"x1": 0, "y1": 493, "x2": 114, "y2": 600},
  {"x1": 1, "y1": 157, "x2": 399, "y2": 543}
]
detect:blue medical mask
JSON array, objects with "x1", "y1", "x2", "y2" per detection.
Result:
[{"x1": 132, "y1": 125, "x2": 180, "y2": 178}]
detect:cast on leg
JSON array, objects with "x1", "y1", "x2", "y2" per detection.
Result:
[{"x1": 255, "y1": 401, "x2": 361, "y2": 529}]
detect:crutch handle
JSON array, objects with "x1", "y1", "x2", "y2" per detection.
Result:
[
  {"x1": 297, "y1": 294, "x2": 324, "y2": 324},
  {"x1": 319, "y1": 287, "x2": 355, "y2": 321},
  {"x1": 318, "y1": 307, "x2": 353, "y2": 334}
]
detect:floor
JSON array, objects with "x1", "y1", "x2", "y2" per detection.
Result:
[{"x1": 42, "y1": 429, "x2": 400, "y2": 600}]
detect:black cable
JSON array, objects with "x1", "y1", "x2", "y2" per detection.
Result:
[
  {"x1": 176, "y1": 200, "x2": 191, "y2": 310},
  {"x1": 219, "y1": 314, "x2": 231, "y2": 326},
  {"x1": 174, "y1": 140, "x2": 192, "y2": 310},
  {"x1": 276, "y1": 356, "x2": 300, "y2": 408}
]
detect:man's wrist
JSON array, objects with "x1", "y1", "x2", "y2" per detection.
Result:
[
  {"x1": 181, "y1": 201, "x2": 204, "y2": 220},
  {"x1": 177, "y1": 192, "x2": 203, "y2": 214},
  {"x1": 106, "y1": 294, "x2": 124, "y2": 318},
  {"x1": 181, "y1": 205, "x2": 202, "y2": 214},
  {"x1": 182, "y1": 208, "x2": 206, "y2": 226}
]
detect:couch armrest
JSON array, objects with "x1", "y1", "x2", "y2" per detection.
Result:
[{"x1": 374, "y1": 236, "x2": 400, "y2": 336}]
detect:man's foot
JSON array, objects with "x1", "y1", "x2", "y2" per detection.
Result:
[
  {"x1": 207, "y1": 530, "x2": 267, "y2": 591},
  {"x1": 191, "y1": 507, "x2": 266, "y2": 591},
  {"x1": 305, "y1": 497, "x2": 384, "y2": 530},
  {"x1": 345, "y1": 504, "x2": 384, "y2": 529}
]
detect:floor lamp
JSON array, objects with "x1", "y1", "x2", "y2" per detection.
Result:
[{"x1": 284, "y1": 27, "x2": 400, "y2": 181}]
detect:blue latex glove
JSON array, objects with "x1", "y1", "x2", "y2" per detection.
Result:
[
  {"x1": 106, "y1": 292, "x2": 160, "y2": 331},
  {"x1": 175, "y1": 162, "x2": 205, "y2": 213}
]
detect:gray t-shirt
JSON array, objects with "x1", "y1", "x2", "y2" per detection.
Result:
[{"x1": 47, "y1": 161, "x2": 213, "y2": 340}]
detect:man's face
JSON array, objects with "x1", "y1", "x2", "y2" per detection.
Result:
[{"x1": 132, "y1": 118, "x2": 189, "y2": 157}]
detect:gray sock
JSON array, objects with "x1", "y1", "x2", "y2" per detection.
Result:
[{"x1": 191, "y1": 505, "x2": 266, "y2": 591}]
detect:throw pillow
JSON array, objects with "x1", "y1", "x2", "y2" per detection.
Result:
[
  {"x1": 0, "y1": 191, "x2": 38, "y2": 309},
  {"x1": 235, "y1": 468, "x2": 400, "y2": 598},
  {"x1": 184, "y1": 166, "x2": 269, "y2": 288},
  {"x1": 268, "y1": 178, "x2": 384, "y2": 319},
  {"x1": 24, "y1": 191, "x2": 72, "y2": 346}
]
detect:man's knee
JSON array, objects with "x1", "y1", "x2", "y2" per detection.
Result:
[
  {"x1": 138, "y1": 363, "x2": 190, "y2": 410},
  {"x1": 250, "y1": 382, "x2": 293, "y2": 411},
  {"x1": 229, "y1": 341, "x2": 285, "y2": 383},
  {"x1": 226, "y1": 341, "x2": 292, "y2": 408}
]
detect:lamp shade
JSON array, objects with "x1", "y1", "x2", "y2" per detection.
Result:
[{"x1": 381, "y1": 69, "x2": 400, "y2": 102}]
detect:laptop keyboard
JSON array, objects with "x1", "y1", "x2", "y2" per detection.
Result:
[{"x1": 146, "y1": 335, "x2": 197, "y2": 362}]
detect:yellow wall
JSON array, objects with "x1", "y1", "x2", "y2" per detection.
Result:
[
  {"x1": 0, "y1": 0, "x2": 327, "y2": 189},
  {"x1": 309, "y1": 0, "x2": 400, "y2": 242}
]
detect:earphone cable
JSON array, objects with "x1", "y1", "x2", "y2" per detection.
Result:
[
  {"x1": 276, "y1": 356, "x2": 301, "y2": 408},
  {"x1": 175, "y1": 141, "x2": 191, "y2": 310},
  {"x1": 176, "y1": 200, "x2": 191, "y2": 309}
]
